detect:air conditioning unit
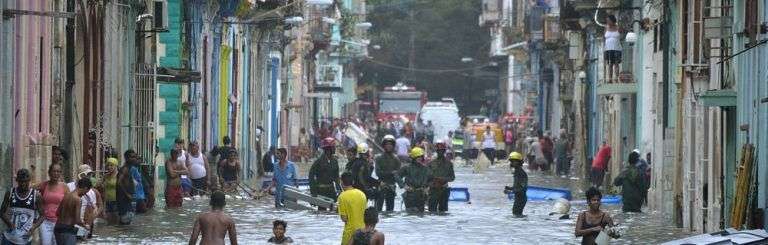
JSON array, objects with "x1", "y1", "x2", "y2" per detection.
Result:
[
  {"x1": 153, "y1": 0, "x2": 168, "y2": 30},
  {"x1": 316, "y1": 65, "x2": 343, "y2": 88}
]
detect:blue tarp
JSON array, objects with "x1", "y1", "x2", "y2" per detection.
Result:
[
  {"x1": 507, "y1": 186, "x2": 573, "y2": 201},
  {"x1": 570, "y1": 195, "x2": 622, "y2": 205},
  {"x1": 449, "y1": 187, "x2": 470, "y2": 202}
]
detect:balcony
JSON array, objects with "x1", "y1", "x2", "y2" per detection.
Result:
[
  {"x1": 596, "y1": 72, "x2": 637, "y2": 95},
  {"x1": 310, "y1": 23, "x2": 332, "y2": 44},
  {"x1": 479, "y1": 0, "x2": 501, "y2": 26},
  {"x1": 544, "y1": 14, "x2": 561, "y2": 43},
  {"x1": 315, "y1": 64, "x2": 343, "y2": 91},
  {"x1": 527, "y1": 6, "x2": 546, "y2": 41},
  {"x1": 698, "y1": 89, "x2": 737, "y2": 107}
]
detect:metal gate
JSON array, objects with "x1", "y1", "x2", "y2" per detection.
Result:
[{"x1": 131, "y1": 63, "x2": 156, "y2": 165}]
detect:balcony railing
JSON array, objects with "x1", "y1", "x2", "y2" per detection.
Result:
[
  {"x1": 310, "y1": 22, "x2": 332, "y2": 44},
  {"x1": 544, "y1": 14, "x2": 561, "y2": 42},
  {"x1": 528, "y1": 6, "x2": 546, "y2": 40}
]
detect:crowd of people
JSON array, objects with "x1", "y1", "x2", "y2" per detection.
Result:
[
  {"x1": 0, "y1": 146, "x2": 155, "y2": 245},
  {"x1": 0, "y1": 117, "x2": 648, "y2": 244}
]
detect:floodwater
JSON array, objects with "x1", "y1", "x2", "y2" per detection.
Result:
[{"x1": 86, "y1": 160, "x2": 690, "y2": 244}]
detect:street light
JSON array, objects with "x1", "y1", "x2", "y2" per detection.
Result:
[
  {"x1": 285, "y1": 16, "x2": 304, "y2": 24},
  {"x1": 578, "y1": 71, "x2": 587, "y2": 83},
  {"x1": 307, "y1": 0, "x2": 333, "y2": 6},
  {"x1": 355, "y1": 22, "x2": 373, "y2": 29},
  {"x1": 460, "y1": 57, "x2": 475, "y2": 110},
  {"x1": 322, "y1": 17, "x2": 337, "y2": 24},
  {"x1": 578, "y1": 71, "x2": 586, "y2": 79},
  {"x1": 625, "y1": 32, "x2": 638, "y2": 45}
]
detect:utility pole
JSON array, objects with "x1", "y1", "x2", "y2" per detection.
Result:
[
  {"x1": 407, "y1": 6, "x2": 415, "y2": 81},
  {"x1": 63, "y1": 0, "x2": 76, "y2": 179}
]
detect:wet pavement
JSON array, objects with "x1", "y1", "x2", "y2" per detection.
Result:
[{"x1": 86, "y1": 160, "x2": 690, "y2": 244}]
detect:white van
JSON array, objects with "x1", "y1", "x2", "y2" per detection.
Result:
[{"x1": 419, "y1": 102, "x2": 461, "y2": 142}]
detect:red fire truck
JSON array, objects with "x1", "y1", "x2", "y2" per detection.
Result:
[{"x1": 376, "y1": 83, "x2": 427, "y2": 123}]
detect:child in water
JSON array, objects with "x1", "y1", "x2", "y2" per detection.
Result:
[
  {"x1": 504, "y1": 152, "x2": 528, "y2": 218},
  {"x1": 268, "y1": 220, "x2": 293, "y2": 244}
]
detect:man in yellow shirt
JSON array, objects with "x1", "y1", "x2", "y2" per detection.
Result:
[{"x1": 337, "y1": 172, "x2": 367, "y2": 245}]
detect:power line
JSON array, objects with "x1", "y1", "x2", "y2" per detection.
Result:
[
  {"x1": 363, "y1": 58, "x2": 492, "y2": 73},
  {"x1": 363, "y1": 58, "x2": 561, "y2": 79}
]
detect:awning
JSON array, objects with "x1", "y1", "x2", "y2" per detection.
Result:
[
  {"x1": 156, "y1": 67, "x2": 201, "y2": 83},
  {"x1": 698, "y1": 89, "x2": 736, "y2": 107}
]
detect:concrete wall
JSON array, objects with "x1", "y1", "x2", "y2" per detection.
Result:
[
  {"x1": 0, "y1": 0, "x2": 14, "y2": 191},
  {"x1": 732, "y1": 0, "x2": 768, "y2": 229},
  {"x1": 3, "y1": 0, "x2": 57, "y2": 183}
]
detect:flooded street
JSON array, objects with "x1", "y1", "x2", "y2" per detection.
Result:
[{"x1": 87, "y1": 161, "x2": 689, "y2": 244}]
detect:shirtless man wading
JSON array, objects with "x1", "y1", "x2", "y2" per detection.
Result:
[
  {"x1": 54, "y1": 178, "x2": 92, "y2": 245},
  {"x1": 189, "y1": 191, "x2": 237, "y2": 245}
]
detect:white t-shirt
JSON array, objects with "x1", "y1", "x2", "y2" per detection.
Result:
[
  {"x1": 605, "y1": 30, "x2": 622, "y2": 51},
  {"x1": 177, "y1": 149, "x2": 188, "y2": 165},
  {"x1": 66, "y1": 182, "x2": 97, "y2": 220},
  {"x1": 188, "y1": 152, "x2": 207, "y2": 179},
  {"x1": 482, "y1": 131, "x2": 496, "y2": 149},
  {"x1": 395, "y1": 137, "x2": 411, "y2": 157}
]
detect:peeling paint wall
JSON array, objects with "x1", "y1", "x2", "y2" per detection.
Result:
[{"x1": 4, "y1": 0, "x2": 57, "y2": 184}]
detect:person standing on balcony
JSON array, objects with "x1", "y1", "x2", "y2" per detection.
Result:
[{"x1": 604, "y1": 14, "x2": 622, "y2": 83}]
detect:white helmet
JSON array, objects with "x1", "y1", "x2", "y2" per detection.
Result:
[{"x1": 383, "y1": 135, "x2": 396, "y2": 141}]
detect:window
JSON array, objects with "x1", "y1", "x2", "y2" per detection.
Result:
[
  {"x1": 379, "y1": 99, "x2": 421, "y2": 113},
  {"x1": 654, "y1": 20, "x2": 662, "y2": 52},
  {"x1": 153, "y1": 0, "x2": 168, "y2": 30},
  {"x1": 744, "y1": 0, "x2": 758, "y2": 43}
]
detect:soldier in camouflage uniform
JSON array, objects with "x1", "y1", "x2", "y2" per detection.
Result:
[
  {"x1": 349, "y1": 143, "x2": 378, "y2": 198},
  {"x1": 397, "y1": 147, "x2": 432, "y2": 213},
  {"x1": 309, "y1": 137, "x2": 341, "y2": 211},
  {"x1": 428, "y1": 141, "x2": 455, "y2": 213},
  {"x1": 374, "y1": 135, "x2": 401, "y2": 212}
]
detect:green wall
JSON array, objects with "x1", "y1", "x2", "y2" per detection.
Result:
[
  {"x1": 157, "y1": 0, "x2": 183, "y2": 154},
  {"x1": 156, "y1": 0, "x2": 184, "y2": 183}
]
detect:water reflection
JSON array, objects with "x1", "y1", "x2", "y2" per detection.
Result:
[{"x1": 87, "y1": 164, "x2": 689, "y2": 244}]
